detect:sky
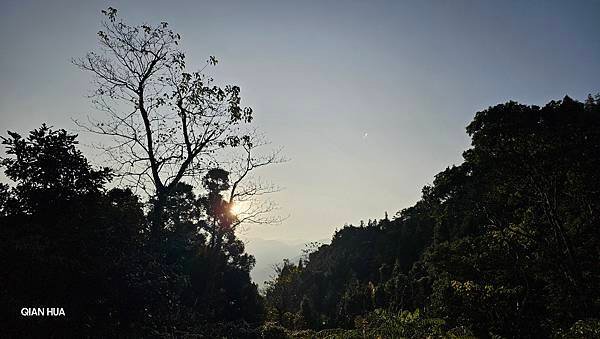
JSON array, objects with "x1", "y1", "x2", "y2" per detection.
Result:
[{"x1": 2, "y1": 0, "x2": 600, "y2": 249}]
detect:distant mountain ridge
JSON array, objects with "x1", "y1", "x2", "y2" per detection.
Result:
[{"x1": 242, "y1": 237, "x2": 328, "y2": 286}]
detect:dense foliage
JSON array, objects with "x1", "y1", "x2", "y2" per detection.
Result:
[
  {"x1": 3, "y1": 95, "x2": 599, "y2": 337},
  {"x1": 264, "y1": 95, "x2": 600, "y2": 338},
  {"x1": 0, "y1": 125, "x2": 263, "y2": 336}
]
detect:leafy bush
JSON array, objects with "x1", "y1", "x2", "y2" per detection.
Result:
[
  {"x1": 554, "y1": 319, "x2": 600, "y2": 338},
  {"x1": 261, "y1": 322, "x2": 290, "y2": 339}
]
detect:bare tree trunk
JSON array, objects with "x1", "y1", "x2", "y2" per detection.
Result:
[{"x1": 150, "y1": 192, "x2": 166, "y2": 244}]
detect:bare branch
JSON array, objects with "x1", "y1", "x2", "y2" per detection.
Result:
[{"x1": 74, "y1": 8, "x2": 283, "y2": 239}]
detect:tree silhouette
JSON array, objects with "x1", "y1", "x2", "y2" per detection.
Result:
[
  {"x1": 0, "y1": 125, "x2": 146, "y2": 335},
  {"x1": 1, "y1": 125, "x2": 267, "y2": 336},
  {"x1": 73, "y1": 7, "x2": 283, "y2": 242}
]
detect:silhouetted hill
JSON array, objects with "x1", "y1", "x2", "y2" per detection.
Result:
[
  {"x1": 243, "y1": 237, "x2": 328, "y2": 286},
  {"x1": 264, "y1": 95, "x2": 600, "y2": 338}
]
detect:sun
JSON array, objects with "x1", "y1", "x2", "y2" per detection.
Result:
[{"x1": 229, "y1": 201, "x2": 247, "y2": 217}]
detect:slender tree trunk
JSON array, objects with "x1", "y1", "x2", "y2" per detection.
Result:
[{"x1": 151, "y1": 192, "x2": 166, "y2": 244}]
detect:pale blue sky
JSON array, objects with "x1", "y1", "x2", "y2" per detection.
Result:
[{"x1": 1, "y1": 0, "x2": 599, "y2": 244}]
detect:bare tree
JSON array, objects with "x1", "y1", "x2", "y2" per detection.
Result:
[
  {"x1": 227, "y1": 133, "x2": 286, "y2": 226},
  {"x1": 74, "y1": 7, "x2": 282, "y2": 241}
]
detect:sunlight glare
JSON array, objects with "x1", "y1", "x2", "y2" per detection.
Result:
[{"x1": 229, "y1": 201, "x2": 246, "y2": 217}]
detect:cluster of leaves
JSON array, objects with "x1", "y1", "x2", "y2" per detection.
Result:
[
  {"x1": 253, "y1": 309, "x2": 469, "y2": 338},
  {"x1": 264, "y1": 95, "x2": 600, "y2": 338},
  {"x1": 0, "y1": 125, "x2": 263, "y2": 336}
]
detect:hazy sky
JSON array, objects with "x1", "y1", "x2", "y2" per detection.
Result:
[{"x1": 2, "y1": 0, "x2": 600, "y2": 245}]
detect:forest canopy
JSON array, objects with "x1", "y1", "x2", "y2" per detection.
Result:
[
  {"x1": 3, "y1": 95, "x2": 599, "y2": 337},
  {"x1": 262, "y1": 95, "x2": 600, "y2": 338}
]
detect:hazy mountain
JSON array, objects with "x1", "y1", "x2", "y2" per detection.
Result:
[{"x1": 242, "y1": 237, "x2": 328, "y2": 287}]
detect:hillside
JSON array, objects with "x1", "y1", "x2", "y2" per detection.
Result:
[{"x1": 263, "y1": 95, "x2": 600, "y2": 338}]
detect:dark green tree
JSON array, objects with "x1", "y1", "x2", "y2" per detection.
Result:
[{"x1": 0, "y1": 125, "x2": 146, "y2": 336}]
